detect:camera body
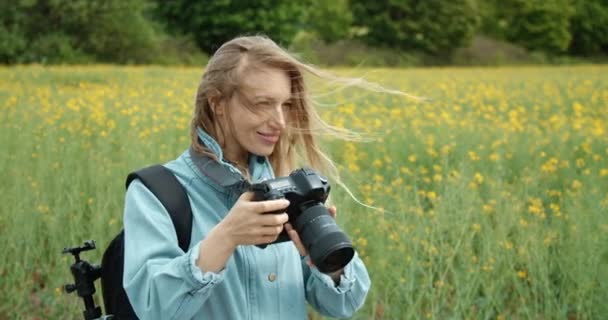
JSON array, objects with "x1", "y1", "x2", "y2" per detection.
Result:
[
  {"x1": 250, "y1": 168, "x2": 354, "y2": 273},
  {"x1": 251, "y1": 167, "x2": 331, "y2": 244}
]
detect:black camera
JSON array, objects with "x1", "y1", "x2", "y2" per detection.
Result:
[{"x1": 250, "y1": 168, "x2": 355, "y2": 273}]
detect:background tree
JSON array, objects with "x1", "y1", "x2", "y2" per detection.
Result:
[
  {"x1": 490, "y1": 0, "x2": 573, "y2": 54},
  {"x1": 349, "y1": 0, "x2": 481, "y2": 56},
  {"x1": 478, "y1": 0, "x2": 505, "y2": 39},
  {"x1": 303, "y1": 0, "x2": 353, "y2": 44},
  {"x1": 2, "y1": 0, "x2": 608, "y2": 65},
  {"x1": 154, "y1": 0, "x2": 308, "y2": 54},
  {"x1": 568, "y1": 0, "x2": 608, "y2": 55},
  {"x1": 0, "y1": 0, "x2": 162, "y2": 64}
]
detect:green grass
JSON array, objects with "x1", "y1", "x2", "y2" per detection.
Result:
[{"x1": 1, "y1": 65, "x2": 607, "y2": 319}]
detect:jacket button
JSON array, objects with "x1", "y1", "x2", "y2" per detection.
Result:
[{"x1": 267, "y1": 272, "x2": 277, "y2": 282}]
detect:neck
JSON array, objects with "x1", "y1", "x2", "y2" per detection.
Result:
[
  {"x1": 213, "y1": 122, "x2": 248, "y2": 169},
  {"x1": 222, "y1": 144, "x2": 248, "y2": 168}
]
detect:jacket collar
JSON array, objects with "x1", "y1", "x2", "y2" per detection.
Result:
[
  {"x1": 190, "y1": 127, "x2": 271, "y2": 195},
  {"x1": 195, "y1": 127, "x2": 269, "y2": 180},
  {"x1": 196, "y1": 128, "x2": 224, "y2": 160}
]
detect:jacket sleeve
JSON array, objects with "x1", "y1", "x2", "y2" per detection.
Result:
[
  {"x1": 122, "y1": 179, "x2": 225, "y2": 320},
  {"x1": 303, "y1": 252, "x2": 371, "y2": 318}
]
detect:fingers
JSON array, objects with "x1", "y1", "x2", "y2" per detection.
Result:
[
  {"x1": 239, "y1": 191, "x2": 290, "y2": 215},
  {"x1": 258, "y1": 212, "x2": 289, "y2": 226},
  {"x1": 285, "y1": 223, "x2": 308, "y2": 257},
  {"x1": 257, "y1": 225, "x2": 285, "y2": 237},
  {"x1": 239, "y1": 191, "x2": 255, "y2": 201},
  {"x1": 328, "y1": 206, "x2": 337, "y2": 219},
  {"x1": 250, "y1": 198, "x2": 290, "y2": 213},
  {"x1": 255, "y1": 234, "x2": 282, "y2": 245},
  {"x1": 254, "y1": 224, "x2": 286, "y2": 245}
]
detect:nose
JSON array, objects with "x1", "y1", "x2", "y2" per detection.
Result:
[{"x1": 268, "y1": 105, "x2": 286, "y2": 130}]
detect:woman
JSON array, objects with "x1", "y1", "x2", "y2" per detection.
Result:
[{"x1": 123, "y1": 35, "x2": 371, "y2": 319}]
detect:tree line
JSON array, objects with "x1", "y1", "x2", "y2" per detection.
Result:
[{"x1": 1, "y1": 0, "x2": 606, "y2": 65}]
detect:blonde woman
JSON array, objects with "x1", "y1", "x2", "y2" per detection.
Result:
[{"x1": 123, "y1": 36, "x2": 371, "y2": 319}]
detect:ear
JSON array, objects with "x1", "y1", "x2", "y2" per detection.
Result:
[{"x1": 207, "y1": 89, "x2": 224, "y2": 116}]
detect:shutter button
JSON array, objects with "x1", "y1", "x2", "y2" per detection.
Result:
[{"x1": 268, "y1": 272, "x2": 277, "y2": 282}]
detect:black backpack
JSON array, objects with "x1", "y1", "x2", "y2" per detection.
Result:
[{"x1": 101, "y1": 165, "x2": 193, "y2": 319}]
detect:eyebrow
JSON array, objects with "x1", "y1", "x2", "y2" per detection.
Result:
[{"x1": 253, "y1": 95, "x2": 293, "y2": 103}]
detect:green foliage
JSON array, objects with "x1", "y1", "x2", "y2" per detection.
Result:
[
  {"x1": 0, "y1": 1, "x2": 27, "y2": 63},
  {"x1": 487, "y1": 0, "x2": 573, "y2": 53},
  {"x1": 349, "y1": 0, "x2": 481, "y2": 56},
  {"x1": 74, "y1": 1, "x2": 161, "y2": 63},
  {"x1": 0, "y1": 25, "x2": 27, "y2": 63},
  {"x1": 568, "y1": 0, "x2": 608, "y2": 55},
  {"x1": 290, "y1": 31, "x2": 421, "y2": 67},
  {"x1": 0, "y1": 0, "x2": 175, "y2": 64},
  {"x1": 303, "y1": 0, "x2": 353, "y2": 44},
  {"x1": 154, "y1": 36, "x2": 210, "y2": 66},
  {"x1": 24, "y1": 33, "x2": 91, "y2": 64},
  {"x1": 154, "y1": 0, "x2": 308, "y2": 54},
  {"x1": 478, "y1": 0, "x2": 505, "y2": 38},
  {"x1": 1, "y1": 0, "x2": 607, "y2": 65}
]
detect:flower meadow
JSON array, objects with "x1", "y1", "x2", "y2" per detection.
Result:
[{"x1": 0, "y1": 65, "x2": 606, "y2": 319}]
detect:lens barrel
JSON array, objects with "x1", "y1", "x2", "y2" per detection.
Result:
[{"x1": 294, "y1": 204, "x2": 355, "y2": 273}]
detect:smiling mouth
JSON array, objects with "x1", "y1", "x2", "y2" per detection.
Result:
[{"x1": 257, "y1": 131, "x2": 280, "y2": 143}]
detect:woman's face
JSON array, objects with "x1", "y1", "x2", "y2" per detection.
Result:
[{"x1": 219, "y1": 66, "x2": 292, "y2": 164}]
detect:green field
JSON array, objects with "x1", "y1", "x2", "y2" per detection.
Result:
[{"x1": 1, "y1": 65, "x2": 607, "y2": 319}]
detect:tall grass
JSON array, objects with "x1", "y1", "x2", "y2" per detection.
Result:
[{"x1": 0, "y1": 65, "x2": 606, "y2": 319}]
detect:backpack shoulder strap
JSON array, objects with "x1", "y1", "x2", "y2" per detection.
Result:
[{"x1": 126, "y1": 165, "x2": 192, "y2": 252}]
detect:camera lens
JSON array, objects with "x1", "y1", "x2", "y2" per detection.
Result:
[{"x1": 294, "y1": 204, "x2": 355, "y2": 273}]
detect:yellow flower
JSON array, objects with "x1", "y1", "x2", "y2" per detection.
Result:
[
  {"x1": 468, "y1": 151, "x2": 480, "y2": 161},
  {"x1": 347, "y1": 163, "x2": 360, "y2": 172},
  {"x1": 474, "y1": 172, "x2": 484, "y2": 184},
  {"x1": 400, "y1": 167, "x2": 412, "y2": 175},
  {"x1": 541, "y1": 158, "x2": 559, "y2": 173},
  {"x1": 372, "y1": 159, "x2": 383, "y2": 168},
  {"x1": 356, "y1": 237, "x2": 368, "y2": 247},
  {"x1": 373, "y1": 175, "x2": 384, "y2": 183},
  {"x1": 576, "y1": 158, "x2": 586, "y2": 168}
]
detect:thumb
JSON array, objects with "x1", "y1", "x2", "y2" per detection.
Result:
[
  {"x1": 239, "y1": 191, "x2": 255, "y2": 201},
  {"x1": 328, "y1": 206, "x2": 337, "y2": 219}
]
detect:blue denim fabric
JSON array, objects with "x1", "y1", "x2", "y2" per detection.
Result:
[{"x1": 122, "y1": 128, "x2": 371, "y2": 320}]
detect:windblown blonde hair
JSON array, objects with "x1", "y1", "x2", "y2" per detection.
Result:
[{"x1": 191, "y1": 35, "x2": 413, "y2": 189}]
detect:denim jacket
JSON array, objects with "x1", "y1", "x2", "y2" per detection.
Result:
[{"x1": 122, "y1": 128, "x2": 371, "y2": 319}]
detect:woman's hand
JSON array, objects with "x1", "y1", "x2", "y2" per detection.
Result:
[
  {"x1": 285, "y1": 205, "x2": 345, "y2": 281},
  {"x1": 218, "y1": 191, "x2": 290, "y2": 247},
  {"x1": 198, "y1": 192, "x2": 289, "y2": 273},
  {"x1": 285, "y1": 205, "x2": 337, "y2": 257}
]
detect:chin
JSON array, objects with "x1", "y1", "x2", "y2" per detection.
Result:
[
  {"x1": 249, "y1": 145, "x2": 276, "y2": 157},
  {"x1": 252, "y1": 149, "x2": 274, "y2": 157}
]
